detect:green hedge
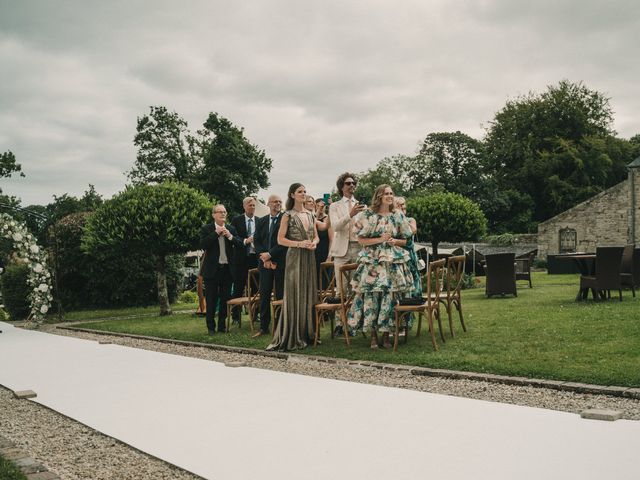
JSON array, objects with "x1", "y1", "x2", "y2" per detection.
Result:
[
  {"x1": 51, "y1": 212, "x2": 182, "y2": 310},
  {"x1": 0, "y1": 263, "x2": 30, "y2": 320}
]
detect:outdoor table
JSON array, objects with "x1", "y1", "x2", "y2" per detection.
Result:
[{"x1": 555, "y1": 253, "x2": 596, "y2": 301}]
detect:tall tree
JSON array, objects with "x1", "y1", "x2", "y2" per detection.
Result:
[
  {"x1": 484, "y1": 80, "x2": 628, "y2": 223},
  {"x1": 194, "y1": 112, "x2": 272, "y2": 209},
  {"x1": 629, "y1": 134, "x2": 640, "y2": 158},
  {"x1": 0, "y1": 150, "x2": 24, "y2": 179},
  {"x1": 0, "y1": 150, "x2": 25, "y2": 213},
  {"x1": 129, "y1": 106, "x2": 198, "y2": 184},
  {"x1": 129, "y1": 107, "x2": 272, "y2": 210},
  {"x1": 355, "y1": 154, "x2": 416, "y2": 202},
  {"x1": 416, "y1": 131, "x2": 490, "y2": 203},
  {"x1": 82, "y1": 182, "x2": 211, "y2": 315}
]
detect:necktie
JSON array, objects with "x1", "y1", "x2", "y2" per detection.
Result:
[
  {"x1": 218, "y1": 234, "x2": 228, "y2": 264},
  {"x1": 247, "y1": 217, "x2": 254, "y2": 254},
  {"x1": 268, "y1": 216, "x2": 277, "y2": 249}
]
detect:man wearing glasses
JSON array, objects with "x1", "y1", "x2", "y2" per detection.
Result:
[
  {"x1": 199, "y1": 204, "x2": 243, "y2": 335},
  {"x1": 328, "y1": 172, "x2": 365, "y2": 335}
]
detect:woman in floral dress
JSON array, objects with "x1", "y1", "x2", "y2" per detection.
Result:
[{"x1": 348, "y1": 184, "x2": 414, "y2": 349}]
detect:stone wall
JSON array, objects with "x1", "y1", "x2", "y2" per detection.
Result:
[{"x1": 537, "y1": 168, "x2": 640, "y2": 259}]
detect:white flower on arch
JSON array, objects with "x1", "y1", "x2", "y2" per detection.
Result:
[{"x1": 0, "y1": 213, "x2": 52, "y2": 326}]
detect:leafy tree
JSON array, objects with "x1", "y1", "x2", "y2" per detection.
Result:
[
  {"x1": 408, "y1": 192, "x2": 487, "y2": 256},
  {"x1": 0, "y1": 150, "x2": 23, "y2": 179},
  {"x1": 629, "y1": 134, "x2": 640, "y2": 158},
  {"x1": 0, "y1": 150, "x2": 25, "y2": 220},
  {"x1": 416, "y1": 131, "x2": 488, "y2": 200},
  {"x1": 484, "y1": 80, "x2": 628, "y2": 223},
  {"x1": 194, "y1": 112, "x2": 272, "y2": 209},
  {"x1": 82, "y1": 182, "x2": 212, "y2": 315},
  {"x1": 480, "y1": 186, "x2": 536, "y2": 234},
  {"x1": 128, "y1": 107, "x2": 272, "y2": 211},
  {"x1": 129, "y1": 106, "x2": 197, "y2": 184},
  {"x1": 355, "y1": 154, "x2": 416, "y2": 202},
  {"x1": 45, "y1": 185, "x2": 104, "y2": 224}
]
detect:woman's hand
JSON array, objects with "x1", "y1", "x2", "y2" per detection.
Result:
[
  {"x1": 300, "y1": 240, "x2": 315, "y2": 249},
  {"x1": 380, "y1": 232, "x2": 392, "y2": 243}
]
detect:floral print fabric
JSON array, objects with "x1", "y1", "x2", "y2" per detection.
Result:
[{"x1": 348, "y1": 209, "x2": 415, "y2": 332}]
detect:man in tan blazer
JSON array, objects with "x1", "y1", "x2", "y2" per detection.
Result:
[{"x1": 328, "y1": 172, "x2": 365, "y2": 334}]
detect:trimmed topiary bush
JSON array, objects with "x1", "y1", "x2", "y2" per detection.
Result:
[{"x1": 408, "y1": 192, "x2": 487, "y2": 256}]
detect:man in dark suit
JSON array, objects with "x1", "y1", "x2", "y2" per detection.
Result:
[
  {"x1": 230, "y1": 197, "x2": 259, "y2": 324},
  {"x1": 252, "y1": 194, "x2": 286, "y2": 337},
  {"x1": 199, "y1": 204, "x2": 243, "y2": 334}
]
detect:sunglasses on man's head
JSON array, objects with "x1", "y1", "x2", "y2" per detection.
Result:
[{"x1": 344, "y1": 181, "x2": 356, "y2": 186}]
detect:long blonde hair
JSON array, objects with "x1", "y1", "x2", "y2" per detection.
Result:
[{"x1": 370, "y1": 184, "x2": 395, "y2": 214}]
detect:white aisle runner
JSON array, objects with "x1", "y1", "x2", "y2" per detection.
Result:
[{"x1": 0, "y1": 321, "x2": 638, "y2": 480}]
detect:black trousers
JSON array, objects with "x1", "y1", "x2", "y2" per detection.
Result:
[
  {"x1": 204, "y1": 264, "x2": 233, "y2": 332},
  {"x1": 258, "y1": 264, "x2": 285, "y2": 334},
  {"x1": 231, "y1": 254, "x2": 259, "y2": 320}
]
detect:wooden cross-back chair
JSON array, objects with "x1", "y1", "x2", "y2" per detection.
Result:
[
  {"x1": 440, "y1": 255, "x2": 467, "y2": 338},
  {"x1": 313, "y1": 263, "x2": 357, "y2": 347},
  {"x1": 394, "y1": 258, "x2": 446, "y2": 351},
  {"x1": 196, "y1": 252, "x2": 207, "y2": 316},
  {"x1": 318, "y1": 261, "x2": 336, "y2": 302},
  {"x1": 226, "y1": 268, "x2": 261, "y2": 332},
  {"x1": 271, "y1": 285, "x2": 284, "y2": 335}
]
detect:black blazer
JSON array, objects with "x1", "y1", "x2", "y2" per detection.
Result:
[
  {"x1": 254, "y1": 213, "x2": 287, "y2": 269},
  {"x1": 199, "y1": 222, "x2": 243, "y2": 279},
  {"x1": 230, "y1": 214, "x2": 257, "y2": 261}
]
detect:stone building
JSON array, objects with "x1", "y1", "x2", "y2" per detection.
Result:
[{"x1": 537, "y1": 158, "x2": 640, "y2": 259}]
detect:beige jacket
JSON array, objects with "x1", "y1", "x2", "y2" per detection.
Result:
[{"x1": 328, "y1": 198, "x2": 354, "y2": 257}]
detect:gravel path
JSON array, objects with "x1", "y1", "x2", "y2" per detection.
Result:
[{"x1": 1, "y1": 324, "x2": 639, "y2": 479}]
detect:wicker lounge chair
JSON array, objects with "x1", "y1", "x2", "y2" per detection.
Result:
[
  {"x1": 515, "y1": 253, "x2": 533, "y2": 288},
  {"x1": 579, "y1": 246, "x2": 624, "y2": 301},
  {"x1": 620, "y1": 245, "x2": 639, "y2": 298},
  {"x1": 485, "y1": 253, "x2": 517, "y2": 298}
]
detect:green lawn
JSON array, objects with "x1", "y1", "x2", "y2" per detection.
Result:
[
  {"x1": 72, "y1": 272, "x2": 640, "y2": 387},
  {"x1": 47, "y1": 303, "x2": 196, "y2": 323}
]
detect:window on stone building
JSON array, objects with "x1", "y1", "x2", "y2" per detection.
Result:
[{"x1": 559, "y1": 227, "x2": 577, "y2": 253}]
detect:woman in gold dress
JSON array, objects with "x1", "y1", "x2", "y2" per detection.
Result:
[{"x1": 267, "y1": 183, "x2": 319, "y2": 351}]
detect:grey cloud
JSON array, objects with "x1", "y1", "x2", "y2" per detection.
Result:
[{"x1": 1, "y1": 0, "x2": 639, "y2": 207}]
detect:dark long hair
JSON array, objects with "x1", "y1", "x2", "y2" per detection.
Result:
[{"x1": 285, "y1": 182, "x2": 304, "y2": 211}]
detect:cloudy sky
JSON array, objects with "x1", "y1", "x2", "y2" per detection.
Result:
[{"x1": 1, "y1": 0, "x2": 639, "y2": 207}]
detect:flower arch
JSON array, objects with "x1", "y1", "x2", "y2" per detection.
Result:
[{"x1": 0, "y1": 213, "x2": 52, "y2": 326}]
